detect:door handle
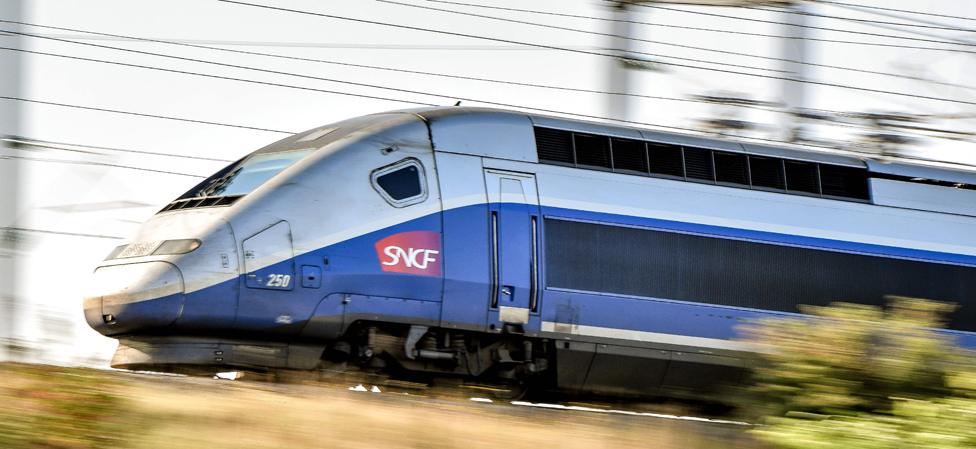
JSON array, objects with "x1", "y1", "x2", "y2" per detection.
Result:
[{"x1": 501, "y1": 285, "x2": 513, "y2": 296}]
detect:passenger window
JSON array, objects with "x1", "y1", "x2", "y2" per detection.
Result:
[{"x1": 371, "y1": 159, "x2": 427, "y2": 207}]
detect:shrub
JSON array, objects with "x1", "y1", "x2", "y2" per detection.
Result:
[{"x1": 742, "y1": 297, "x2": 976, "y2": 449}]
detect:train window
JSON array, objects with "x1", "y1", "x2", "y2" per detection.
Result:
[
  {"x1": 181, "y1": 148, "x2": 313, "y2": 199},
  {"x1": 749, "y1": 156, "x2": 786, "y2": 190},
  {"x1": 648, "y1": 142, "x2": 684, "y2": 177},
  {"x1": 820, "y1": 164, "x2": 870, "y2": 200},
  {"x1": 714, "y1": 151, "x2": 749, "y2": 186},
  {"x1": 610, "y1": 138, "x2": 648, "y2": 174},
  {"x1": 371, "y1": 158, "x2": 428, "y2": 207},
  {"x1": 573, "y1": 133, "x2": 612, "y2": 170},
  {"x1": 683, "y1": 147, "x2": 714, "y2": 182},
  {"x1": 785, "y1": 160, "x2": 820, "y2": 194},
  {"x1": 535, "y1": 127, "x2": 574, "y2": 165},
  {"x1": 532, "y1": 126, "x2": 873, "y2": 204}
]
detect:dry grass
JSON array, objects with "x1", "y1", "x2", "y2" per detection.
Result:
[{"x1": 1, "y1": 363, "x2": 762, "y2": 449}]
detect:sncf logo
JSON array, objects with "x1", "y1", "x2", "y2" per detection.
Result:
[{"x1": 375, "y1": 231, "x2": 442, "y2": 277}]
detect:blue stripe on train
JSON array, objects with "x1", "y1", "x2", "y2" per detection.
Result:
[{"x1": 162, "y1": 202, "x2": 976, "y2": 349}]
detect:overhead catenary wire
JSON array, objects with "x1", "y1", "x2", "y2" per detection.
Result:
[
  {"x1": 10, "y1": 31, "x2": 976, "y2": 150},
  {"x1": 618, "y1": 0, "x2": 976, "y2": 48},
  {"x1": 0, "y1": 19, "x2": 790, "y2": 108},
  {"x1": 748, "y1": 4, "x2": 976, "y2": 46},
  {"x1": 1, "y1": 226, "x2": 124, "y2": 240},
  {"x1": 405, "y1": 0, "x2": 976, "y2": 56},
  {"x1": 739, "y1": 4, "x2": 976, "y2": 33},
  {"x1": 203, "y1": 3, "x2": 976, "y2": 106},
  {"x1": 3, "y1": 136, "x2": 236, "y2": 162},
  {"x1": 12, "y1": 18, "x2": 976, "y2": 119},
  {"x1": 809, "y1": 0, "x2": 976, "y2": 23},
  {"x1": 377, "y1": 0, "x2": 976, "y2": 90},
  {"x1": 376, "y1": 0, "x2": 789, "y2": 74},
  {"x1": 807, "y1": 2, "x2": 976, "y2": 39},
  {"x1": 13, "y1": 24, "x2": 959, "y2": 144},
  {"x1": 0, "y1": 153, "x2": 208, "y2": 177},
  {"x1": 0, "y1": 96, "x2": 295, "y2": 134},
  {"x1": 0, "y1": 41, "x2": 887, "y2": 161},
  {"x1": 4, "y1": 13, "x2": 971, "y2": 167},
  {"x1": 0, "y1": 45, "x2": 723, "y2": 135}
]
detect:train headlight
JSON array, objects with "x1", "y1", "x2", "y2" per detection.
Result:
[
  {"x1": 105, "y1": 239, "x2": 202, "y2": 260},
  {"x1": 152, "y1": 239, "x2": 202, "y2": 255}
]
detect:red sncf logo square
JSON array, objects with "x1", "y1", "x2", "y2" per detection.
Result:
[{"x1": 375, "y1": 231, "x2": 442, "y2": 277}]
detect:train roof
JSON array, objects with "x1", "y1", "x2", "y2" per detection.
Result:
[{"x1": 401, "y1": 106, "x2": 976, "y2": 186}]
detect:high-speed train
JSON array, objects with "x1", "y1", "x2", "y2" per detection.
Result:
[{"x1": 84, "y1": 107, "x2": 976, "y2": 397}]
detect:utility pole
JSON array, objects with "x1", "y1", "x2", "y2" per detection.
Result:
[
  {"x1": 778, "y1": 2, "x2": 808, "y2": 142},
  {"x1": 604, "y1": 1, "x2": 803, "y2": 134},
  {"x1": 607, "y1": 2, "x2": 638, "y2": 121},
  {"x1": 0, "y1": 1, "x2": 23, "y2": 361}
]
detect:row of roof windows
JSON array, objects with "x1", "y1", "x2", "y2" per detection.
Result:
[{"x1": 534, "y1": 127, "x2": 871, "y2": 201}]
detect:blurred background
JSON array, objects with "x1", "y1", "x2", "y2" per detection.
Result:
[{"x1": 3, "y1": 0, "x2": 976, "y2": 366}]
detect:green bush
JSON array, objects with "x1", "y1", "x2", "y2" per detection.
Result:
[{"x1": 742, "y1": 297, "x2": 976, "y2": 449}]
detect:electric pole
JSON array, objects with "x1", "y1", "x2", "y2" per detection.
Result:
[
  {"x1": 1, "y1": 1, "x2": 23, "y2": 361},
  {"x1": 604, "y1": 1, "x2": 803, "y2": 137}
]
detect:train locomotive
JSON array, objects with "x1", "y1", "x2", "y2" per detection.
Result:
[{"x1": 84, "y1": 107, "x2": 976, "y2": 397}]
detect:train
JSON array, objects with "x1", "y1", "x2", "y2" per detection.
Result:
[{"x1": 83, "y1": 107, "x2": 976, "y2": 397}]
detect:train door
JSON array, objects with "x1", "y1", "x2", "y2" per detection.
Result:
[
  {"x1": 235, "y1": 220, "x2": 301, "y2": 334},
  {"x1": 484, "y1": 169, "x2": 542, "y2": 333}
]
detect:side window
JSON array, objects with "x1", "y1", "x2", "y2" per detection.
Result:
[{"x1": 371, "y1": 158, "x2": 428, "y2": 207}]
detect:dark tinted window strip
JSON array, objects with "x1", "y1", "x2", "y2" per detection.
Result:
[
  {"x1": 820, "y1": 164, "x2": 870, "y2": 200},
  {"x1": 749, "y1": 156, "x2": 786, "y2": 190},
  {"x1": 544, "y1": 218, "x2": 976, "y2": 332},
  {"x1": 683, "y1": 147, "x2": 715, "y2": 182},
  {"x1": 785, "y1": 160, "x2": 820, "y2": 195},
  {"x1": 533, "y1": 126, "x2": 872, "y2": 202},
  {"x1": 157, "y1": 195, "x2": 242, "y2": 214},
  {"x1": 714, "y1": 151, "x2": 749, "y2": 186}
]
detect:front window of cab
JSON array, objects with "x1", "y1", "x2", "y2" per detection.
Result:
[
  {"x1": 159, "y1": 148, "x2": 314, "y2": 213},
  {"x1": 194, "y1": 148, "x2": 313, "y2": 197},
  {"x1": 189, "y1": 149, "x2": 314, "y2": 198}
]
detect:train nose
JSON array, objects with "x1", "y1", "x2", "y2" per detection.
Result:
[{"x1": 83, "y1": 262, "x2": 185, "y2": 336}]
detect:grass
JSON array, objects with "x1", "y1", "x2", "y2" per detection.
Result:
[{"x1": 0, "y1": 363, "x2": 761, "y2": 449}]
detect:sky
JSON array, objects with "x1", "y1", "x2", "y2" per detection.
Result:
[{"x1": 3, "y1": 0, "x2": 976, "y2": 365}]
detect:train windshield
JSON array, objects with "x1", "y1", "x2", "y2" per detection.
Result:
[{"x1": 186, "y1": 148, "x2": 314, "y2": 198}]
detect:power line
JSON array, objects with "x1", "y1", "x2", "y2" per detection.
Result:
[
  {"x1": 741, "y1": 4, "x2": 976, "y2": 32},
  {"x1": 1, "y1": 44, "x2": 444, "y2": 106},
  {"x1": 0, "y1": 19, "x2": 789, "y2": 108},
  {"x1": 405, "y1": 0, "x2": 976, "y2": 90},
  {"x1": 0, "y1": 45, "x2": 837, "y2": 160},
  {"x1": 809, "y1": 0, "x2": 976, "y2": 23},
  {"x1": 3, "y1": 136, "x2": 235, "y2": 162},
  {"x1": 748, "y1": 4, "x2": 976, "y2": 46},
  {"x1": 389, "y1": 0, "x2": 976, "y2": 55},
  {"x1": 5, "y1": 15, "x2": 970, "y2": 166},
  {"x1": 620, "y1": 0, "x2": 976, "y2": 48},
  {"x1": 376, "y1": 0, "x2": 787, "y2": 74},
  {"x1": 1, "y1": 226, "x2": 124, "y2": 240},
  {"x1": 205, "y1": 2, "x2": 976, "y2": 106},
  {"x1": 809, "y1": 2, "x2": 976, "y2": 37},
  {"x1": 0, "y1": 45, "x2": 710, "y2": 136},
  {"x1": 0, "y1": 96, "x2": 295, "y2": 134},
  {"x1": 15, "y1": 18, "x2": 975, "y2": 118},
  {"x1": 0, "y1": 153, "x2": 207, "y2": 177},
  {"x1": 1, "y1": 43, "x2": 964, "y2": 153}
]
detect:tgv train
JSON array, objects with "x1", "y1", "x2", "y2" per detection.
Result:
[{"x1": 84, "y1": 107, "x2": 976, "y2": 397}]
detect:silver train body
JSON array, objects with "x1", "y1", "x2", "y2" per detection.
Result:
[{"x1": 84, "y1": 107, "x2": 976, "y2": 396}]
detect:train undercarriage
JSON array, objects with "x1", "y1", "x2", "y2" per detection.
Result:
[{"x1": 110, "y1": 320, "x2": 748, "y2": 401}]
